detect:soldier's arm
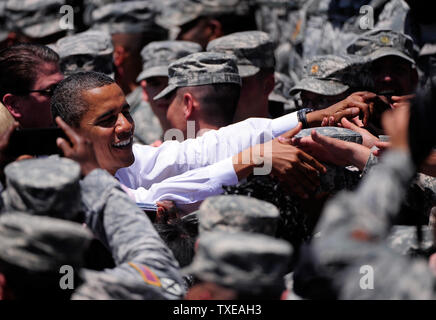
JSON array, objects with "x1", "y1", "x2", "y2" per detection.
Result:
[{"x1": 80, "y1": 169, "x2": 185, "y2": 299}]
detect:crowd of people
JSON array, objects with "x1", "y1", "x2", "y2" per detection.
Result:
[{"x1": 0, "y1": 0, "x2": 435, "y2": 300}]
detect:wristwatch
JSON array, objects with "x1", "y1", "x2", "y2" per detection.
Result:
[{"x1": 297, "y1": 108, "x2": 314, "y2": 129}]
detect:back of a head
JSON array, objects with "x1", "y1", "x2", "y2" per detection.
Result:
[
  {"x1": 0, "y1": 44, "x2": 59, "y2": 99},
  {"x1": 51, "y1": 71, "x2": 115, "y2": 128}
]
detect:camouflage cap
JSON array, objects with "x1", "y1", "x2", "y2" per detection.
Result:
[
  {"x1": 1, "y1": 157, "x2": 82, "y2": 221},
  {"x1": 207, "y1": 31, "x2": 275, "y2": 77},
  {"x1": 153, "y1": 51, "x2": 241, "y2": 100},
  {"x1": 420, "y1": 44, "x2": 436, "y2": 58},
  {"x1": 289, "y1": 54, "x2": 366, "y2": 96},
  {"x1": 55, "y1": 30, "x2": 114, "y2": 77},
  {"x1": 91, "y1": 1, "x2": 164, "y2": 35},
  {"x1": 346, "y1": 29, "x2": 416, "y2": 65},
  {"x1": 156, "y1": 0, "x2": 251, "y2": 29},
  {"x1": 183, "y1": 231, "x2": 292, "y2": 295},
  {"x1": 198, "y1": 195, "x2": 280, "y2": 236},
  {"x1": 4, "y1": 0, "x2": 67, "y2": 39},
  {"x1": 136, "y1": 40, "x2": 202, "y2": 82},
  {"x1": 0, "y1": 212, "x2": 93, "y2": 273},
  {"x1": 295, "y1": 127, "x2": 363, "y2": 144}
]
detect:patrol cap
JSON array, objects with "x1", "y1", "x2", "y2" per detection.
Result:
[
  {"x1": 207, "y1": 31, "x2": 275, "y2": 77},
  {"x1": 91, "y1": 1, "x2": 165, "y2": 35},
  {"x1": 156, "y1": 0, "x2": 251, "y2": 29},
  {"x1": 346, "y1": 29, "x2": 416, "y2": 65},
  {"x1": 55, "y1": 30, "x2": 114, "y2": 77},
  {"x1": 295, "y1": 127, "x2": 363, "y2": 144},
  {"x1": 136, "y1": 40, "x2": 202, "y2": 82},
  {"x1": 0, "y1": 212, "x2": 93, "y2": 273},
  {"x1": 4, "y1": 0, "x2": 67, "y2": 39},
  {"x1": 153, "y1": 51, "x2": 241, "y2": 100},
  {"x1": 183, "y1": 231, "x2": 292, "y2": 295},
  {"x1": 290, "y1": 54, "x2": 365, "y2": 96},
  {"x1": 1, "y1": 157, "x2": 82, "y2": 221},
  {"x1": 198, "y1": 195, "x2": 280, "y2": 236}
]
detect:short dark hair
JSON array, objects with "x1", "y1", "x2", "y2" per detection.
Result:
[
  {"x1": 51, "y1": 72, "x2": 115, "y2": 127},
  {"x1": 0, "y1": 44, "x2": 59, "y2": 98},
  {"x1": 178, "y1": 83, "x2": 241, "y2": 127},
  {"x1": 154, "y1": 218, "x2": 198, "y2": 268}
]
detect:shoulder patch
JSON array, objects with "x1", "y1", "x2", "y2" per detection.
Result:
[{"x1": 128, "y1": 262, "x2": 161, "y2": 287}]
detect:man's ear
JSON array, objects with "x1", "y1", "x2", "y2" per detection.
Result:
[
  {"x1": 113, "y1": 45, "x2": 127, "y2": 68},
  {"x1": 183, "y1": 92, "x2": 195, "y2": 120},
  {"x1": 264, "y1": 72, "x2": 275, "y2": 96},
  {"x1": 205, "y1": 18, "x2": 223, "y2": 42},
  {"x1": 2, "y1": 94, "x2": 22, "y2": 118}
]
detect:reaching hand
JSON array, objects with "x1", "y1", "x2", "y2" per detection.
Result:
[
  {"x1": 55, "y1": 117, "x2": 100, "y2": 176},
  {"x1": 340, "y1": 118, "x2": 379, "y2": 148},
  {"x1": 292, "y1": 129, "x2": 371, "y2": 171}
]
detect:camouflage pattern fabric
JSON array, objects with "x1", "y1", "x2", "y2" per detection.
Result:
[
  {"x1": 1, "y1": 158, "x2": 82, "y2": 221},
  {"x1": 127, "y1": 86, "x2": 163, "y2": 145},
  {"x1": 90, "y1": 0, "x2": 166, "y2": 35},
  {"x1": 55, "y1": 30, "x2": 114, "y2": 77},
  {"x1": 4, "y1": 0, "x2": 67, "y2": 39},
  {"x1": 346, "y1": 28, "x2": 417, "y2": 64},
  {"x1": 153, "y1": 52, "x2": 241, "y2": 100},
  {"x1": 197, "y1": 195, "x2": 280, "y2": 236},
  {"x1": 0, "y1": 212, "x2": 93, "y2": 273},
  {"x1": 183, "y1": 231, "x2": 292, "y2": 296},
  {"x1": 387, "y1": 225, "x2": 434, "y2": 256},
  {"x1": 289, "y1": 54, "x2": 371, "y2": 96},
  {"x1": 155, "y1": 0, "x2": 251, "y2": 29},
  {"x1": 79, "y1": 168, "x2": 185, "y2": 299},
  {"x1": 206, "y1": 31, "x2": 275, "y2": 77},
  {"x1": 137, "y1": 40, "x2": 202, "y2": 82},
  {"x1": 295, "y1": 127, "x2": 363, "y2": 144},
  {"x1": 311, "y1": 150, "x2": 436, "y2": 299}
]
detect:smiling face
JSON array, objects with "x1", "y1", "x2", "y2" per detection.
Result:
[{"x1": 77, "y1": 83, "x2": 135, "y2": 175}]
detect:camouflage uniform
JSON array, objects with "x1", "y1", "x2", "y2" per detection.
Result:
[
  {"x1": 311, "y1": 150, "x2": 436, "y2": 299},
  {"x1": 154, "y1": 51, "x2": 241, "y2": 100},
  {"x1": 183, "y1": 231, "x2": 293, "y2": 297},
  {"x1": 3, "y1": 0, "x2": 70, "y2": 41},
  {"x1": 270, "y1": 72, "x2": 298, "y2": 115},
  {"x1": 75, "y1": 168, "x2": 185, "y2": 299},
  {"x1": 54, "y1": 30, "x2": 115, "y2": 78},
  {"x1": 197, "y1": 195, "x2": 280, "y2": 236}
]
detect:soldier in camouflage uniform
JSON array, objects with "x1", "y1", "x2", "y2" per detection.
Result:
[
  {"x1": 184, "y1": 231, "x2": 292, "y2": 300},
  {"x1": 346, "y1": 29, "x2": 418, "y2": 98},
  {"x1": 155, "y1": 0, "x2": 256, "y2": 49},
  {"x1": 3, "y1": 0, "x2": 71, "y2": 45},
  {"x1": 137, "y1": 40, "x2": 202, "y2": 135},
  {"x1": 207, "y1": 31, "x2": 276, "y2": 122},
  {"x1": 197, "y1": 195, "x2": 280, "y2": 236},
  {"x1": 54, "y1": 30, "x2": 115, "y2": 78},
  {"x1": 89, "y1": 1, "x2": 167, "y2": 145},
  {"x1": 269, "y1": 72, "x2": 298, "y2": 117},
  {"x1": 153, "y1": 51, "x2": 242, "y2": 138},
  {"x1": 290, "y1": 54, "x2": 372, "y2": 110}
]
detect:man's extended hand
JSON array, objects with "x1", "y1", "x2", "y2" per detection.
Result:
[
  {"x1": 55, "y1": 117, "x2": 100, "y2": 176},
  {"x1": 292, "y1": 129, "x2": 371, "y2": 171}
]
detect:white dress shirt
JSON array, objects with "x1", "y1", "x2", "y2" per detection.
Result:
[{"x1": 115, "y1": 112, "x2": 298, "y2": 210}]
